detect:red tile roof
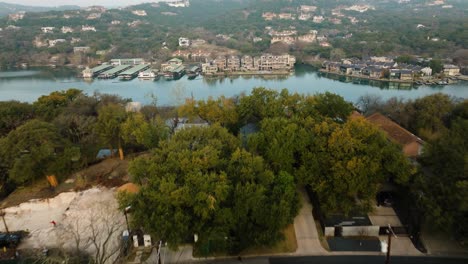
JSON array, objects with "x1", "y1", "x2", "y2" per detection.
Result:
[{"x1": 366, "y1": 112, "x2": 423, "y2": 146}]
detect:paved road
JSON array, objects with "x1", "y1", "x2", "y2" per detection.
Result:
[{"x1": 269, "y1": 256, "x2": 468, "y2": 264}]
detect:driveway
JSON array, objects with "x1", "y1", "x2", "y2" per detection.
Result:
[{"x1": 293, "y1": 188, "x2": 327, "y2": 255}]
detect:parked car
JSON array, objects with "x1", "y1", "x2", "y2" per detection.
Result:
[{"x1": 0, "y1": 232, "x2": 22, "y2": 248}]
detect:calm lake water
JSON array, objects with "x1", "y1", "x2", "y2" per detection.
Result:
[{"x1": 0, "y1": 65, "x2": 467, "y2": 105}]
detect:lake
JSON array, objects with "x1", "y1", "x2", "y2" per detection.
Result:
[{"x1": 0, "y1": 65, "x2": 467, "y2": 105}]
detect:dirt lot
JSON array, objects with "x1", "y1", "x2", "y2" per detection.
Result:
[{"x1": 0, "y1": 158, "x2": 129, "y2": 209}]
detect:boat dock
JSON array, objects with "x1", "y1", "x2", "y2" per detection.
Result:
[
  {"x1": 163, "y1": 65, "x2": 186, "y2": 80},
  {"x1": 119, "y1": 64, "x2": 151, "y2": 80},
  {"x1": 98, "y1": 65, "x2": 132, "y2": 79},
  {"x1": 82, "y1": 64, "x2": 114, "y2": 78}
]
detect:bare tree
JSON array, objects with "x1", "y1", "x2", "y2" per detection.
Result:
[{"x1": 59, "y1": 200, "x2": 125, "y2": 264}]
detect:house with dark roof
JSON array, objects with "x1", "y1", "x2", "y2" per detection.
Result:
[{"x1": 366, "y1": 113, "x2": 424, "y2": 158}]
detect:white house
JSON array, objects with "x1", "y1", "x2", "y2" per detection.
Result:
[
  {"x1": 49, "y1": 39, "x2": 66, "y2": 47},
  {"x1": 443, "y1": 65, "x2": 460, "y2": 76},
  {"x1": 61, "y1": 26, "x2": 73, "y2": 33},
  {"x1": 41, "y1": 27, "x2": 55, "y2": 33},
  {"x1": 81, "y1": 25, "x2": 96, "y2": 32},
  {"x1": 421, "y1": 67, "x2": 432, "y2": 76},
  {"x1": 179, "y1": 37, "x2": 190, "y2": 47},
  {"x1": 132, "y1": 10, "x2": 147, "y2": 16}
]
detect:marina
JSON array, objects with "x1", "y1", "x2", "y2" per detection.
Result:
[
  {"x1": 1, "y1": 66, "x2": 467, "y2": 106},
  {"x1": 98, "y1": 65, "x2": 132, "y2": 79},
  {"x1": 118, "y1": 64, "x2": 151, "y2": 80}
]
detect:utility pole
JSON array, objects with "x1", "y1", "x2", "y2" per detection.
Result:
[{"x1": 385, "y1": 224, "x2": 397, "y2": 264}]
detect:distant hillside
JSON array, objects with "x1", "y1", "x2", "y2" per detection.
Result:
[{"x1": 0, "y1": 2, "x2": 80, "y2": 17}]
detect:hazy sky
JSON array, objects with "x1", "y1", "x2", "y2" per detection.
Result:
[{"x1": 1, "y1": 0, "x2": 158, "y2": 7}]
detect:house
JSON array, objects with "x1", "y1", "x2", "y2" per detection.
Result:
[
  {"x1": 241, "y1": 55, "x2": 258, "y2": 71},
  {"x1": 362, "y1": 67, "x2": 383, "y2": 78},
  {"x1": 61, "y1": 26, "x2": 73, "y2": 33},
  {"x1": 366, "y1": 113, "x2": 424, "y2": 158},
  {"x1": 48, "y1": 39, "x2": 66, "y2": 47},
  {"x1": 111, "y1": 20, "x2": 121, "y2": 25},
  {"x1": 300, "y1": 5, "x2": 317, "y2": 13},
  {"x1": 313, "y1": 16, "x2": 324, "y2": 23},
  {"x1": 179, "y1": 37, "x2": 190, "y2": 47},
  {"x1": 421, "y1": 67, "x2": 432, "y2": 76},
  {"x1": 400, "y1": 70, "x2": 413, "y2": 81},
  {"x1": 191, "y1": 50, "x2": 211, "y2": 61},
  {"x1": 201, "y1": 63, "x2": 218, "y2": 75},
  {"x1": 253, "y1": 37, "x2": 263, "y2": 43},
  {"x1": 81, "y1": 25, "x2": 96, "y2": 32},
  {"x1": 73, "y1": 46, "x2": 91, "y2": 53},
  {"x1": 226, "y1": 55, "x2": 241, "y2": 71},
  {"x1": 87, "y1": 13, "x2": 101, "y2": 20},
  {"x1": 298, "y1": 13, "x2": 311, "y2": 21},
  {"x1": 172, "y1": 50, "x2": 191, "y2": 59},
  {"x1": 8, "y1": 12, "x2": 25, "y2": 21},
  {"x1": 297, "y1": 30, "x2": 317, "y2": 43},
  {"x1": 322, "y1": 61, "x2": 340, "y2": 72},
  {"x1": 262, "y1": 12, "x2": 277, "y2": 20},
  {"x1": 257, "y1": 54, "x2": 296, "y2": 71},
  {"x1": 278, "y1": 13, "x2": 295, "y2": 20},
  {"x1": 167, "y1": 0, "x2": 190, "y2": 7},
  {"x1": 340, "y1": 65, "x2": 354, "y2": 75},
  {"x1": 443, "y1": 64, "x2": 460, "y2": 76},
  {"x1": 389, "y1": 69, "x2": 401, "y2": 80},
  {"x1": 213, "y1": 56, "x2": 227, "y2": 71},
  {"x1": 41, "y1": 27, "x2": 55, "y2": 33},
  {"x1": 132, "y1": 10, "x2": 147, "y2": 16}
]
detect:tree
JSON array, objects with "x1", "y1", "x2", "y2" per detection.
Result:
[
  {"x1": 301, "y1": 117, "x2": 412, "y2": 215},
  {"x1": 313, "y1": 92, "x2": 353, "y2": 122},
  {"x1": 0, "y1": 101, "x2": 34, "y2": 137},
  {"x1": 429, "y1": 59, "x2": 443, "y2": 75},
  {"x1": 0, "y1": 120, "x2": 76, "y2": 185},
  {"x1": 418, "y1": 118, "x2": 468, "y2": 239},
  {"x1": 94, "y1": 104, "x2": 127, "y2": 160},
  {"x1": 120, "y1": 112, "x2": 169, "y2": 150},
  {"x1": 124, "y1": 125, "x2": 298, "y2": 253},
  {"x1": 33, "y1": 89, "x2": 83, "y2": 121},
  {"x1": 178, "y1": 96, "x2": 239, "y2": 131}
]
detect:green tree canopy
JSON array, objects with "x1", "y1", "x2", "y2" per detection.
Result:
[
  {"x1": 0, "y1": 119, "x2": 76, "y2": 185},
  {"x1": 125, "y1": 125, "x2": 298, "y2": 253},
  {"x1": 0, "y1": 101, "x2": 34, "y2": 137}
]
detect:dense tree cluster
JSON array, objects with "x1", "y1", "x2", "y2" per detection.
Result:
[
  {"x1": 123, "y1": 88, "x2": 413, "y2": 254},
  {"x1": 0, "y1": 90, "x2": 168, "y2": 193},
  {"x1": 357, "y1": 93, "x2": 468, "y2": 240}
]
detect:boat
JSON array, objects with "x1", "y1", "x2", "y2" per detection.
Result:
[{"x1": 138, "y1": 70, "x2": 157, "y2": 80}]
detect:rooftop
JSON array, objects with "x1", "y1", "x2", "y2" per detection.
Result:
[{"x1": 366, "y1": 113, "x2": 423, "y2": 146}]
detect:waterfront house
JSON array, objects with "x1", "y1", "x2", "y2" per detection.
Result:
[
  {"x1": 340, "y1": 65, "x2": 354, "y2": 75},
  {"x1": 241, "y1": 55, "x2": 258, "y2": 71},
  {"x1": 421, "y1": 67, "x2": 432, "y2": 76},
  {"x1": 352, "y1": 65, "x2": 366, "y2": 75},
  {"x1": 389, "y1": 69, "x2": 401, "y2": 80},
  {"x1": 213, "y1": 56, "x2": 227, "y2": 71},
  {"x1": 364, "y1": 67, "x2": 383, "y2": 78},
  {"x1": 258, "y1": 54, "x2": 296, "y2": 71},
  {"x1": 226, "y1": 56, "x2": 241, "y2": 71},
  {"x1": 443, "y1": 64, "x2": 460, "y2": 76},
  {"x1": 201, "y1": 63, "x2": 218, "y2": 75},
  {"x1": 400, "y1": 70, "x2": 413, "y2": 81},
  {"x1": 366, "y1": 113, "x2": 424, "y2": 158}
]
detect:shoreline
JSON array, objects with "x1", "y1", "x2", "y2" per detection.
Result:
[{"x1": 319, "y1": 69, "x2": 415, "y2": 84}]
